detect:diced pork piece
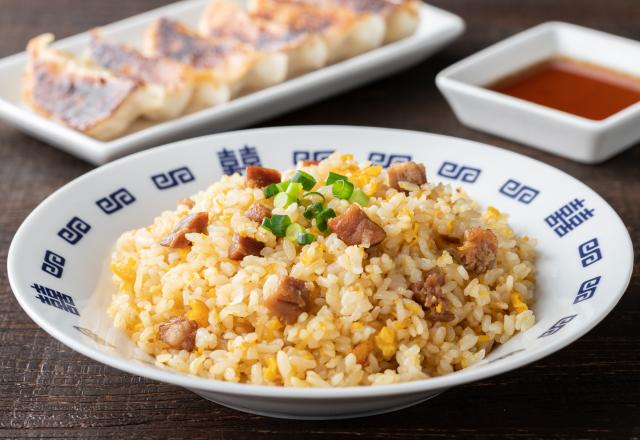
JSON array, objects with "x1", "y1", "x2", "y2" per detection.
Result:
[
  {"x1": 353, "y1": 342, "x2": 371, "y2": 366},
  {"x1": 245, "y1": 203, "x2": 272, "y2": 224},
  {"x1": 458, "y1": 227, "x2": 498, "y2": 274},
  {"x1": 160, "y1": 212, "x2": 209, "y2": 248},
  {"x1": 428, "y1": 310, "x2": 455, "y2": 322},
  {"x1": 410, "y1": 268, "x2": 445, "y2": 308},
  {"x1": 366, "y1": 244, "x2": 384, "y2": 259},
  {"x1": 301, "y1": 159, "x2": 320, "y2": 166},
  {"x1": 177, "y1": 197, "x2": 195, "y2": 208},
  {"x1": 228, "y1": 233, "x2": 265, "y2": 260},
  {"x1": 434, "y1": 233, "x2": 461, "y2": 252},
  {"x1": 265, "y1": 276, "x2": 312, "y2": 324},
  {"x1": 387, "y1": 161, "x2": 426, "y2": 191},
  {"x1": 410, "y1": 268, "x2": 454, "y2": 322},
  {"x1": 158, "y1": 317, "x2": 198, "y2": 351},
  {"x1": 328, "y1": 205, "x2": 386, "y2": 247},
  {"x1": 246, "y1": 166, "x2": 281, "y2": 188}
]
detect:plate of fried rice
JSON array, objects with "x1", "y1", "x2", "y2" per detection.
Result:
[{"x1": 8, "y1": 126, "x2": 633, "y2": 419}]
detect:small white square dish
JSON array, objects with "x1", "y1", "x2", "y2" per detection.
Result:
[
  {"x1": 436, "y1": 22, "x2": 640, "y2": 164},
  {"x1": 0, "y1": 0, "x2": 464, "y2": 165}
]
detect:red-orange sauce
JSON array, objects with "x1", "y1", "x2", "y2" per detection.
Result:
[{"x1": 489, "y1": 57, "x2": 640, "y2": 121}]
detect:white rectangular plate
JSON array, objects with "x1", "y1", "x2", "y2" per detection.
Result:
[{"x1": 0, "y1": 1, "x2": 464, "y2": 164}]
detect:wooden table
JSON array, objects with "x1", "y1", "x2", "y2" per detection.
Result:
[{"x1": 1, "y1": 1, "x2": 638, "y2": 438}]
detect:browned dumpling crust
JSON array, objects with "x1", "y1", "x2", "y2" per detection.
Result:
[{"x1": 22, "y1": 34, "x2": 149, "y2": 140}]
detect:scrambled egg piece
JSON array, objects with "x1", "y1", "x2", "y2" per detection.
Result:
[
  {"x1": 111, "y1": 257, "x2": 137, "y2": 284},
  {"x1": 375, "y1": 326, "x2": 397, "y2": 360},
  {"x1": 363, "y1": 165, "x2": 382, "y2": 177},
  {"x1": 264, "y1": 318, "x2": 282, "y2": 340},
  {"x1": 263, "y1": 357, "x2": 279, "y2": 382},
  {"x1": 406, "y1": 302, "x2": 422, "y2": 314},
  {"x1": 511, "y1": 293, "x2": 528, "y2": 314},
  {"x1": 351, "y1": 165, "x2": 382, "y2": 188},
  {"x1": 485, "y1": 206, "x2": 501, "y2": 220},
  {"x1": 187, "y1": 299, "x2": 209, "y2": 327}
]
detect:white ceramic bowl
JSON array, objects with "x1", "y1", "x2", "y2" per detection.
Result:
[
  {"x1": 0, "y1": 0, "x2": 464, "y2": 165},
  {"x1": 7, "y1": 126, "x2": 633, "y2": 419},
  {"x1": 436, "y1": 22, "x2": 640, "y2": 164}
]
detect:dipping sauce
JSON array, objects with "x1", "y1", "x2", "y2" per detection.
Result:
[{"x1": 489, "y1": 57, "x2": 640, "y2": 121}]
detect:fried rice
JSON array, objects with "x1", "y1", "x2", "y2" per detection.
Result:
[{"x1": 108, "y1": 153, "x2": 536, "y2": 387}]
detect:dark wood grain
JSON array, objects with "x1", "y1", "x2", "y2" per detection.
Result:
[{"x1": 1, "y1": 1, "x2": 638, "y2": 438}]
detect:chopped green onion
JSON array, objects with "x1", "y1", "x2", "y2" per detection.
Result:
[
  {"x1": 332, "y1": 179, "x2": 354, "y2": 200},
  {"x1": 291, "y1": 170, "x2": 317, "y2": 191},
  {"x1": 315, "y1": 208, "x2": 336, "y2": 233},
  {"x1": 260, "y1": 217, "x2": 272, "y2": 232},
  {"x1": 297, "y1": 232, "x2": 315, "y2": 245},
  {"x1": 326, "y1": 172, "x2": 348, "y2": 185},
  {"x1": 276, "y1": 180, "x2": 291, "y2": 192},
  {"x1": 274, "y1": 192, "x2": 295, "y2": 208},
  {"x1": 285, "y1": 181, "x2": 303, "y2": 199},
  {"x1": 269, "y1": 215, "x2": 292, "y2": 237},
  {"x1": 303, "y1": 202, "x2": 324, "y2": 219},
  {"x1": 349, "y1": 189, "x2": 370, "y2": 206},
  {"x1": 263, "y1": 183, "x2": 280, "y2": 198},
  {"x1": 285, "y1": 223, "x2": 305, "y2": 242},
  {"x1": 302, "y1": 191, "x2": 325, "y2": 204}
]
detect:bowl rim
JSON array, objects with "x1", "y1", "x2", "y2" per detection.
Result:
[
  {"x1": 435, "y1": 21, "x2": 640, "y2": 128},
  {"x1": 7, "y1": 125, "x2": 634, "y2": 399}
]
